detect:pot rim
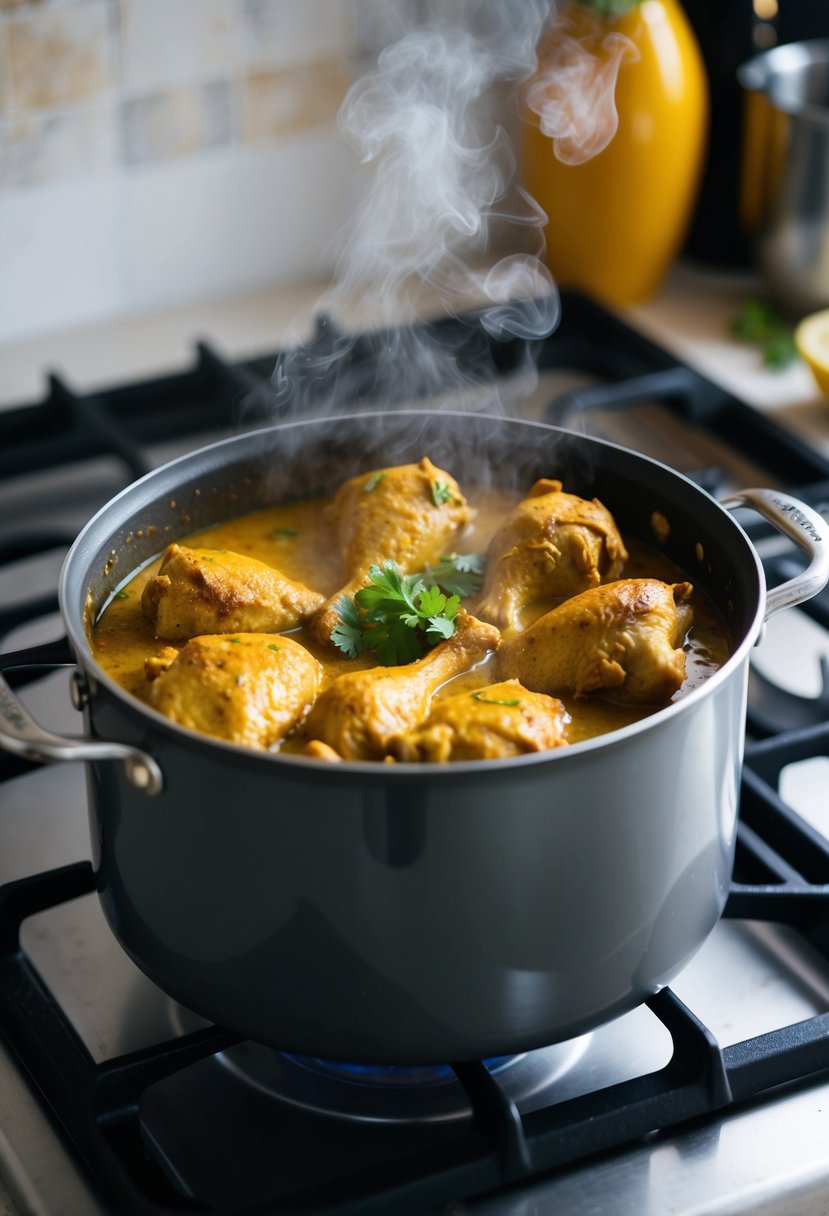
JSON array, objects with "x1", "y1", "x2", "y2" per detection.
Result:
[
  {"x1": 58, "y1": 410, "x2": 767, "y2": 781},
  {"x1": 738, "y1": 38, "x2": 829, "y2": 127}
]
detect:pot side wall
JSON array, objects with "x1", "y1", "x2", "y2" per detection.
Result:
[{"x1": 85, "y1": 659, "x2": 745, "y2": 1063}]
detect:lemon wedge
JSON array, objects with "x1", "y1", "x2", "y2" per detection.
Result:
[{"x1": 794, "y1": 309, "x2": 829, "y2": 396}]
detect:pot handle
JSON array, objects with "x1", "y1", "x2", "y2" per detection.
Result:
[
  {"x1": 0, "y1": 670, "x2": 163, "y2": 795},
  {"x1": 721, "y1": 487, "x2": 829, "y2": 621}
]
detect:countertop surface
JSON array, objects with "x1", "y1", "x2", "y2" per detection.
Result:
[{"x1": 1, "y1": 260, "x2": 828, "y2": 457}]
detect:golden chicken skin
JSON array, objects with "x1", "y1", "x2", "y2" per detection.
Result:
[
  {"x1": 141, "y1": 544, "x2": 324, "y2": 641},
  {"x1": 310, "y1": 457, "x2": 472, "y2": 646},
  {"x1": 304, "y1": 612, "x2": 501, "y2": 761},
  {"x1": 499, "y1": 578, "x2": 693, "y2": 705},
  {"x1": 145, "y1": 633, "x2": 322, "y2": 749},
  {"x1": 388, "y1": 679, "x2": 569, "y2": 762},
  {"x1": 476, "y1": 479, "x2": 627, "y2": 631}
]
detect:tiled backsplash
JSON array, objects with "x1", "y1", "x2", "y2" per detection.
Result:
[
  {"x1": 0, "y1": 0, "x2": 360, "y2": 346},
  {"x1": 0, "y1": 0, "x2": 352, "y2": 187}
]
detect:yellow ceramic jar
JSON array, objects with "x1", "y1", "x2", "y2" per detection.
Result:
[{"x1": 521, "y1": 0, "x2": 709, "y2": 308}]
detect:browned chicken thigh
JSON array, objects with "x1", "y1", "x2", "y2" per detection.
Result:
[
  {"x1": 309, "y1": 458, "x2": 472, "y2": 646},
  {"x1": 145, "y1": 633, "x2": 322, "y2": 749},
  {"x1": 142, "y1": 544, "x2": 324, "y2": 641},
  {"x1": 499, "y1": 579, "x2": 693, "y2": 704},
  {"x1": 476, "y1": 479, "x2": 627, "y2": 631},
  {"x1": 389, "y1": 679, "x2": 569, "y2": 762},
  {"x1": 303, "y1": 612, "x2": 500, "y2": 760}
]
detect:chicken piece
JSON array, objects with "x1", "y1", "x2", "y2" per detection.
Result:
[
  {"x1": 476, "y1": 479, "x2": 627, "y2": 631},
  {"x1": 144, "y1": 646, "x2": 179, "y2": 680},
  {"x1": 301, "y1": 739, "x2": 344, "y2": 763},
  {"x1": 145, "y1": 633, "x2": 322, "y2": 749},
  {"x1": 389, "y1": 679, "x2": 569, "y2": 762},
  {"x1": 499, "y1": 579, "x2": 693, "y2": 705},
  {"x1": 310, "y1": 458, "x2": 472, "y2": 646},
  {"x1": 142, "y1": 544, "x2": 324, "y2": 641},
  {"x1": 304, "y1": 612, "x2": 500, "y2": 760}
]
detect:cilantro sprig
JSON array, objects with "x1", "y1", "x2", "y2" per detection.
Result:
[{"x1": 331, "y1": 561, "x2": 462, "y2": 665}]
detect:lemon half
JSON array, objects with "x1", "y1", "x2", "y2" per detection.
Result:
[{"x1": 794, "y1": 309, "x2": 829, "y2": 396}]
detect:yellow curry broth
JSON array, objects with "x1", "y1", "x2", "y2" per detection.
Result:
[{"x1": 92, "y1": 486, "x2": 730, "y2": 750}]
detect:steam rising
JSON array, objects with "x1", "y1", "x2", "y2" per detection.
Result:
[
  {"x1": 334, "y1": 13, "x2": 552, "y2": 327},
  {"x1": 525, "y1": 10, "x2": 638, "y2": 165},
  {"x1": 261, "y1": 1, "x2": 635, "y2": 423}
]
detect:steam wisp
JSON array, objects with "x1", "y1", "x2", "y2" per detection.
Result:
[
  {"x1": 261, "y1": 0, "x2": 636, "y2": 424},
  {"x1": 526, "y1": 9, "x2": 638, "y2": 166}
]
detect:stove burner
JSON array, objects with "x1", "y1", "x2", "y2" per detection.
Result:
[
  {"x1": 168, "y1": 1001, "x2": 589, "y2": 1124},
  {"x1": 225, "y1": 1043, "x2": 588, "y2": 1124},
  {"x1": 283, "y1": 1052, "x2": 518, "y2": 1086}
]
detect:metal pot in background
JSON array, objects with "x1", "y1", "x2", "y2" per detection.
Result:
[
  {"x1": 680, "y1": 2, "x2": 829, "y2": 269},
  {"x1": 738, "y1": 38, "x2": 829, "y2": 317}
]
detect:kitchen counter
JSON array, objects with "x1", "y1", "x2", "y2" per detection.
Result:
[
  {"x1": 2, "y1": 261, "x2": 828, "y2": 457},
  {"x1": 627, "y1": 263, "x2": 829, "y2": 458}
]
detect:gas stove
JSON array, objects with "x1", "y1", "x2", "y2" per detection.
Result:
[{"x1": 1, "y1": 290, "x2": 829, "y2": 1215}]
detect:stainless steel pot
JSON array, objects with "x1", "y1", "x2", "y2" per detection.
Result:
[
  {"x1": 738, "y1": 39, "x2": 829, "y2": 316},
  {"x1": 1, "y1": 412, "x2": 827, "y2": 1064}
]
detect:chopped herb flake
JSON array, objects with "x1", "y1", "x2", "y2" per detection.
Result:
[
  {"x1": 364, "y1": 470, "x2": 388, "y2": 493},
  {"x1": 114, "y1": 590, "x2": 129, "y2": 600},
  {"x1": 471, "y1": 691, "x2": 521, "y2": 706},
  {"x1": 267, "y1": 643, "x2": 280, "y2": 652},
  {"x1": 272, "y1": 527, "x2": 299, "y2": 538},
  {"x1": 229, "y1": 637, "x2": 241, "y2": 643},
  {"x1": 431, "y1": 480, "x2": 455, "y2": 506}
]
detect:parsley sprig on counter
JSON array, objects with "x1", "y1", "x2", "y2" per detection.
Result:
[
  {"x1": 731, "y1": 298, "x2": 798, "y2": 370},
  {"x1": 331, "y1": 553, "x2": 484, "y2": 666}
]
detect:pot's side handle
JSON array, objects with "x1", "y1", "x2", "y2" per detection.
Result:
[
  {"x1": 721, "y1": 488, "x2": 829, "y2": 621},
  {"x1": 0, "y1": 670, "x2": 163, "y2": 795}
]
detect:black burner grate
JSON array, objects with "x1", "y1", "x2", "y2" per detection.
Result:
[{"x1": 1, "y1": 292, "x2": 829, "y2": 1215}]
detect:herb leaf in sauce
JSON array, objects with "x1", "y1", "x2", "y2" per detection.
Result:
[
  {"x1": 431, "y1": 480, "x2": 455, "y2": 506},
  {"x1": 364, "y1": 470, "x2": 388, "y2": 493},
  {"x1": 471, "y1": 690, "x2": 521, "y2": 707}
]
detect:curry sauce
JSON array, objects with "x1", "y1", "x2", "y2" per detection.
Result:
[{"x1": 92, "y1": 481, "x2": 730, "y2": 755}]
